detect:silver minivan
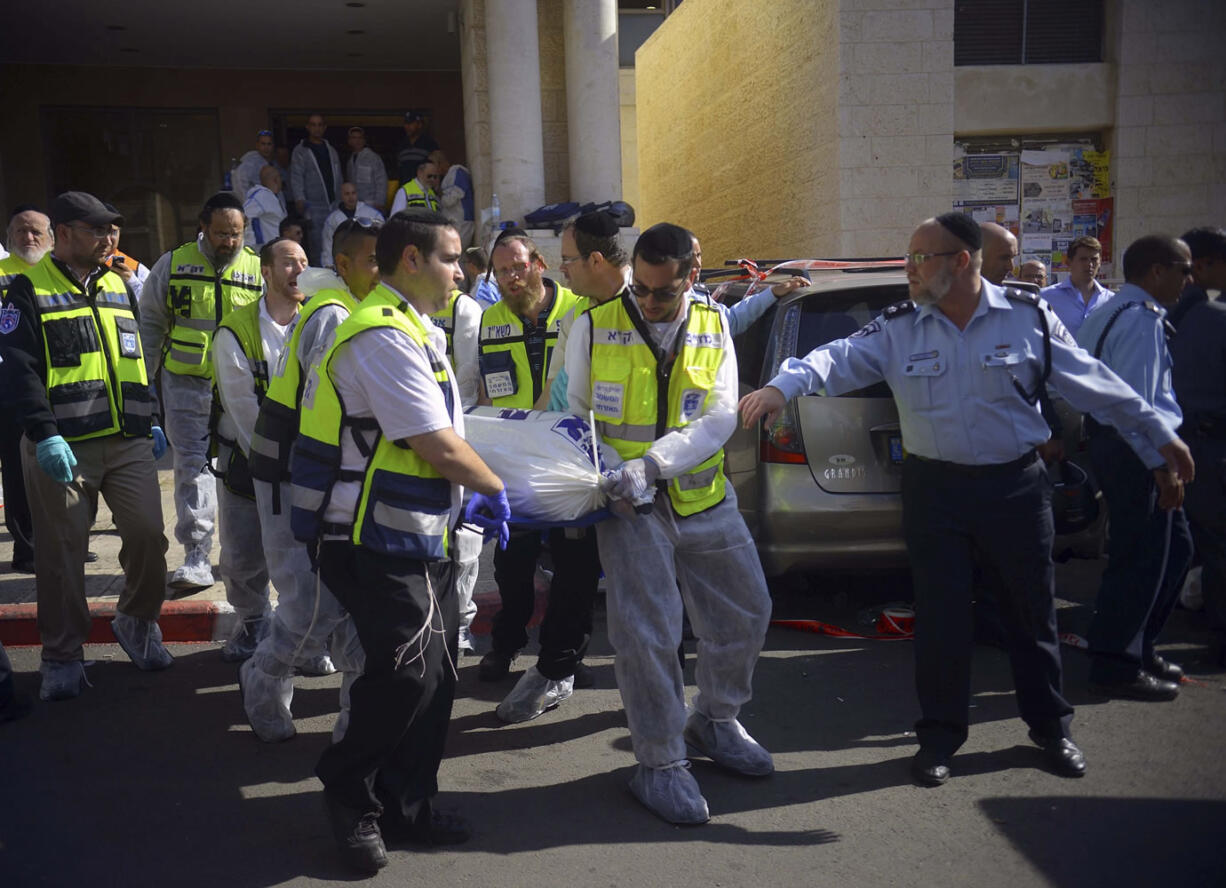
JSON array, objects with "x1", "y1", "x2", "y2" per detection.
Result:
[{"x1": 718, "y1": 261, "x2": 911, "y2": 576}]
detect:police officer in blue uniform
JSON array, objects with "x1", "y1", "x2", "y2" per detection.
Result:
[
  {"x1": 1078, "y1": 234, "x2": 1195, "y2": 702},
  {"x1": 740, "y1": 214, "x2": 1196, "y2": 786},
  {"x1": 1170, "y1": 227, "x2": 1226, "y2": 666}
]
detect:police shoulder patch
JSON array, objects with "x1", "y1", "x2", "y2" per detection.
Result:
[
  {"x1": 882, "y1": 300, "x2": 917, "y2": 320},
  {"x1": 849, "y1": 319, "x2": 883, "y2": 339}
]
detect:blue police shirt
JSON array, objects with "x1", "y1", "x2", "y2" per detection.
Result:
[
  {"x1": 769, "y1": 279, "x2": 1177, "y2": 466},
  {"x1": 1076, "y1": 282, "x2": 1182, "y2": 468},
  {"x1": 1040, "y1": 278, "x2": 1114, "y2": 336},
  {"x1": 692, "y1": 284, "x2": 777, "y2": 338}
]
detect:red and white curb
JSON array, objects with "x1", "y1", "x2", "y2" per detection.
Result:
[{"x1": 0, "y1": 586, "x2": 536, "y2": 648}]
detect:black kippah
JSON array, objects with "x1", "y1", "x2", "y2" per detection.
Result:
[
  {"x1": 637, "y1": 222, "x2": 693, "y2": 258},
  {"x1": 574, "y1": 210, "x2": 619, "y2": 238},
  {"x1": 204, "y1": 191, "x2": 244, "y2": 213},
  {"x1": 935, "y1": 212, "x2": 982, "y2": 251}
]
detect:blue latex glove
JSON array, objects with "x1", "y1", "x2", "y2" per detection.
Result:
[
  {"x1": 36, "y1": 435, "x2": 77, "y2": 483},
  {"x1": 151, "y1": 425, "x2": 168, "y2": 460},
  {"x1": 464, "y1": 488, "x2": 511, "y2": 550}
]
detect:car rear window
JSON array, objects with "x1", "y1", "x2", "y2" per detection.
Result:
[{"x1": 790, "y1": 283, "x2": 909, "y2": 398}]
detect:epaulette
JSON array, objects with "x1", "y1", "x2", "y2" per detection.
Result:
[
  {"x1": 883, "y1": 299, "x2": 917, "y2": 320},
  {"x1": 1141, "y1": 301, "x2": 1162, "y2": 316},
  {"x1": 1003, "y1": 288, "x2": 1039, "y2": 307}
]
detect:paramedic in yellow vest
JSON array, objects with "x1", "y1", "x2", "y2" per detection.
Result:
[
  {"x1": 240, "y1": 220, "x2": 381, "y2": 742},
  {"x1": 1, "y1": 205, "x2": 54, "y2": 575},
  {"x1": 293, "y1": 209, "x2": 506, "y2": 874},
  {"x1": 0, "y1": 192, "x2": 173, "y2": 702},
  {"x1": 473, "y1": 231, "x2": 599, "y2": 723},
  {"x1": 428, "y1": 285, "x2": 483, "y2": 654},
  {"x1": 139, "y1": 192, "x2": 263, "y2": 592},
  {"x1": 210, "y1": 237, "x2": 305, "y2": 662},
  {"x1": 389, "y1": 159, "x2": 441, "y2": 214},
  {"x1": 565, "y1": 223, "x2": 774, "y2": 825}
]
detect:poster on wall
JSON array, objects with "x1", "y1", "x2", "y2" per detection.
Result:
[
  {"x1": 1070, "y1": 149, "x2": 1111, "y2": 199},
  {"x1": 954, "y1": 154, "x2": 1020, "y2": 204},
  {"x1": 1021, "y1": 198, "x2": 1075, "y2": 234},
  {"x1": 1071, "y1": 197, "x2": 1114, "y2": 264},
  {"x1": 955, "y1": 201, "x2": 1019, "y2": 234},
  {"x1": 1021, "y1": 150, "x2": 1071, "y2": 201}
]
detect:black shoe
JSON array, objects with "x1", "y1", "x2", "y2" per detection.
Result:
[
  {"x1": 10, "y1": 559, "x2": 34, "y2": 574},
  {"x1": 1146, "y1": 654, "x2": 1184, "y2": 682},
  {"x1": 573, "y1": 661, "x2": 595, "y2": 689},
  {"x1": 1089, "y1": 671, "x2": 1179, "y2": 701},
  {"x1": 322, "y1": 795, "x2": 387, "y2": 874},
  {"x1": 381, "y1": 809, "x2": 472, "y2": 847},
  {"x1": 478, "y1": 649, "x2": 514, "y2": 682},
  {"x1": 1028, "y1": 731, "x2": 1086, "y2": 778},
  {"x1": 911, "y1": 749, "x2": 950, "y2": 787},
  {"x1": 84, "y1": 551, "x2": 99, "y2": 564},
  {"x1": 0, "y1": 690, "x2": 33, "y2": 724}
]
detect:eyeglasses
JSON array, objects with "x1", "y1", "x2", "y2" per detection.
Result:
[
  {"x1": 70, "y1": 223, "x2": 119, "y2": 241},
  {"x1": 631, "y1": 279, "x2": 687, "y2": 304},
  {"x1": 493, "y1": 261, "x2": 534, "y2": 281},
  {"x1": 1166, "y1": 261, "x2": 1193, "y2": 274},
  {"x1": 903, "y1": 250, "x2": 961, "y2": 266},
  {"x1": 559, "y1": 253, "x2": 582, "y2": 268}
]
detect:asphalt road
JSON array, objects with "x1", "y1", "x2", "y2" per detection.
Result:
[{"x1": 2, "y1": 566, "x2": 1224, "y2": 888}]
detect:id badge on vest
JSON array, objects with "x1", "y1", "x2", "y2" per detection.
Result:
[{"x1": 479, "y1": 350, "x2": 518, "y2": 400}]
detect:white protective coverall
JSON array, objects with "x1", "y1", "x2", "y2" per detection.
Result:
[
  {"x1": 565, "y1": 295, "x2": 772, "y2": 770},
  {"x1": 242, "y1": 268, "x2": 365, "y2": 742}
]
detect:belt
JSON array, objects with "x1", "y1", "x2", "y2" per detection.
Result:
[{"x1": 908, "y1": 449, "x2": 1037, "y2": 478}]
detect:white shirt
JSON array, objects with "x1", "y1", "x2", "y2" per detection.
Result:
[
  {"x1": 320, "y1": 202, "x2": 385, "y2": 268},
  {"x1": 243, "y1": 185, "x2": 286, "y2": 248},
  {"x1": 565, "y1": 293, "x2": 739, "y2": 478},
  {"x1": 213, "y1": 298, "x2": 297, "y2": 455},
  {"x1": 322, "y1": 286, "x2": 464, "y2": 529},
  {"x1": 446, "y1": 292, "x2": 482, "y2": 411}
]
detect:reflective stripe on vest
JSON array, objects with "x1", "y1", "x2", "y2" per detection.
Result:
[
  {"x1": 588, "y1": 293, "x2": 727, "y2": 517},
  {"x1": 24, "y1": 255, "x2": 153, "y2": 442},
  {"x1": 291, "y1": 284, "x2": 454, "y2": 560},
  {"x1": 477, "y1": 279, "x2": 581, "y2": 408},
  {"x1": 163, "y1": 241, "x2": 263, "y2": 379},
  {"x1": 399, "y1": 178, "x2": 439, "y2": 211},
  {"x1": 249, "y1": 288, "x2": 356, "y2": 484}
]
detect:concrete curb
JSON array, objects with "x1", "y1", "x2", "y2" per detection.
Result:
[
  {"x1": 0, "y1": 586, "x2": 537, "y2": 648},
  {"x1": 0, "y1": 599, "x2": 240, "y2": 647}
]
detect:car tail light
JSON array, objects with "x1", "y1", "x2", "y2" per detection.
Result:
[{"x1": 759, "y1": 301, "x2": 807, "y2": 464}]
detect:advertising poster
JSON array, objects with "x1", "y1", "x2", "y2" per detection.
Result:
[
  {"x1": 1021, "y1": 150, "x2": 1070, "y2": 201},
  {"x1": 1071, "y1": 197, "x2": 1114, "y2": 263},
  {"x1": 1021, "y1": 198, "x2": 1075, "y2": 234},
  {"x1": 954, "y1": 154, "x2": 1020, "y2": 204},
  {"x1": 956, "y1": 201, "x2": 1019, "y2": 234},
  {"x1": 1070, "y1": 148, "x2": 1111, "y2": 199}
]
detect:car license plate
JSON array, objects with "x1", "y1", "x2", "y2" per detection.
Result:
[{"x1": 888, "y1": 435, "x2": 904, "y2": 464}]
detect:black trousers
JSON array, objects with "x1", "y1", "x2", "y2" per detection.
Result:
[
  {"x1": 1087, "y1": 432, "x2": 1193, "y2": 682},
  {"x1": 2, "y1": 415, "x2": 33, "y2": 564},
  {"x1": 315, "y1": 543, "x2": 458, "y2": 826},
  {"x1": 490, "y1": 526, "x2": 599, "y2": 680},
  {"x1": 1183, "y1": 436, "x2": 1226, "y2": 647},
  {"x1": 902, "y1": 454, "x2": 1073, "y2": 756}
]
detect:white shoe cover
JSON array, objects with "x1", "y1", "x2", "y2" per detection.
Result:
[
  {"x1": 169, "y1": 548, "x2": 214, "y2": 589},
  {"x1": 684, "y1": 712, "x2": 774, "y2": 777},
  {"x1": 628, "y1": 762, "x2": 710, "y2": 824},
  {"x1": 222, "y1": 616, "x2": 268, "y2": 663},
  {"x1": 111, "y1": 612, "x2": 174, "y2": 671},
  {"x1": 495, "y1": 666, "x2": 574, "y2": 724},
  {"x1": 39, "y1": 659, "x2": 86, "y2": 702},
  {"x1": 240, "y1": 658, "x2": 295, "y2": 742},
  {"x1": 297, "y1": 653, "x2": 337, "y2": 676}
]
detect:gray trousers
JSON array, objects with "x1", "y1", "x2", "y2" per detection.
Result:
[
  {"x1": 23, "y1": 434, "x2": 168, "y2": 661},
  {"x1": 597, "y1": 484, "x2": 771, "y2": 768},
  {"x1": 162, "y1": 371, "x2": 216, "y2": 556}
]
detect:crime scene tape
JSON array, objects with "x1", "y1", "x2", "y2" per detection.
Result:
[{"x1": 771, "y1": 607, "x2": 915, "y2": 641}]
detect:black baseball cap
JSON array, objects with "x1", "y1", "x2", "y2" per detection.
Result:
[
  {"x1": 403, "y1": 111, "x2": 423, "y2": 124},
  {"x1": 50, "y1": 191, "x2": 123, "y2": 228}
]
